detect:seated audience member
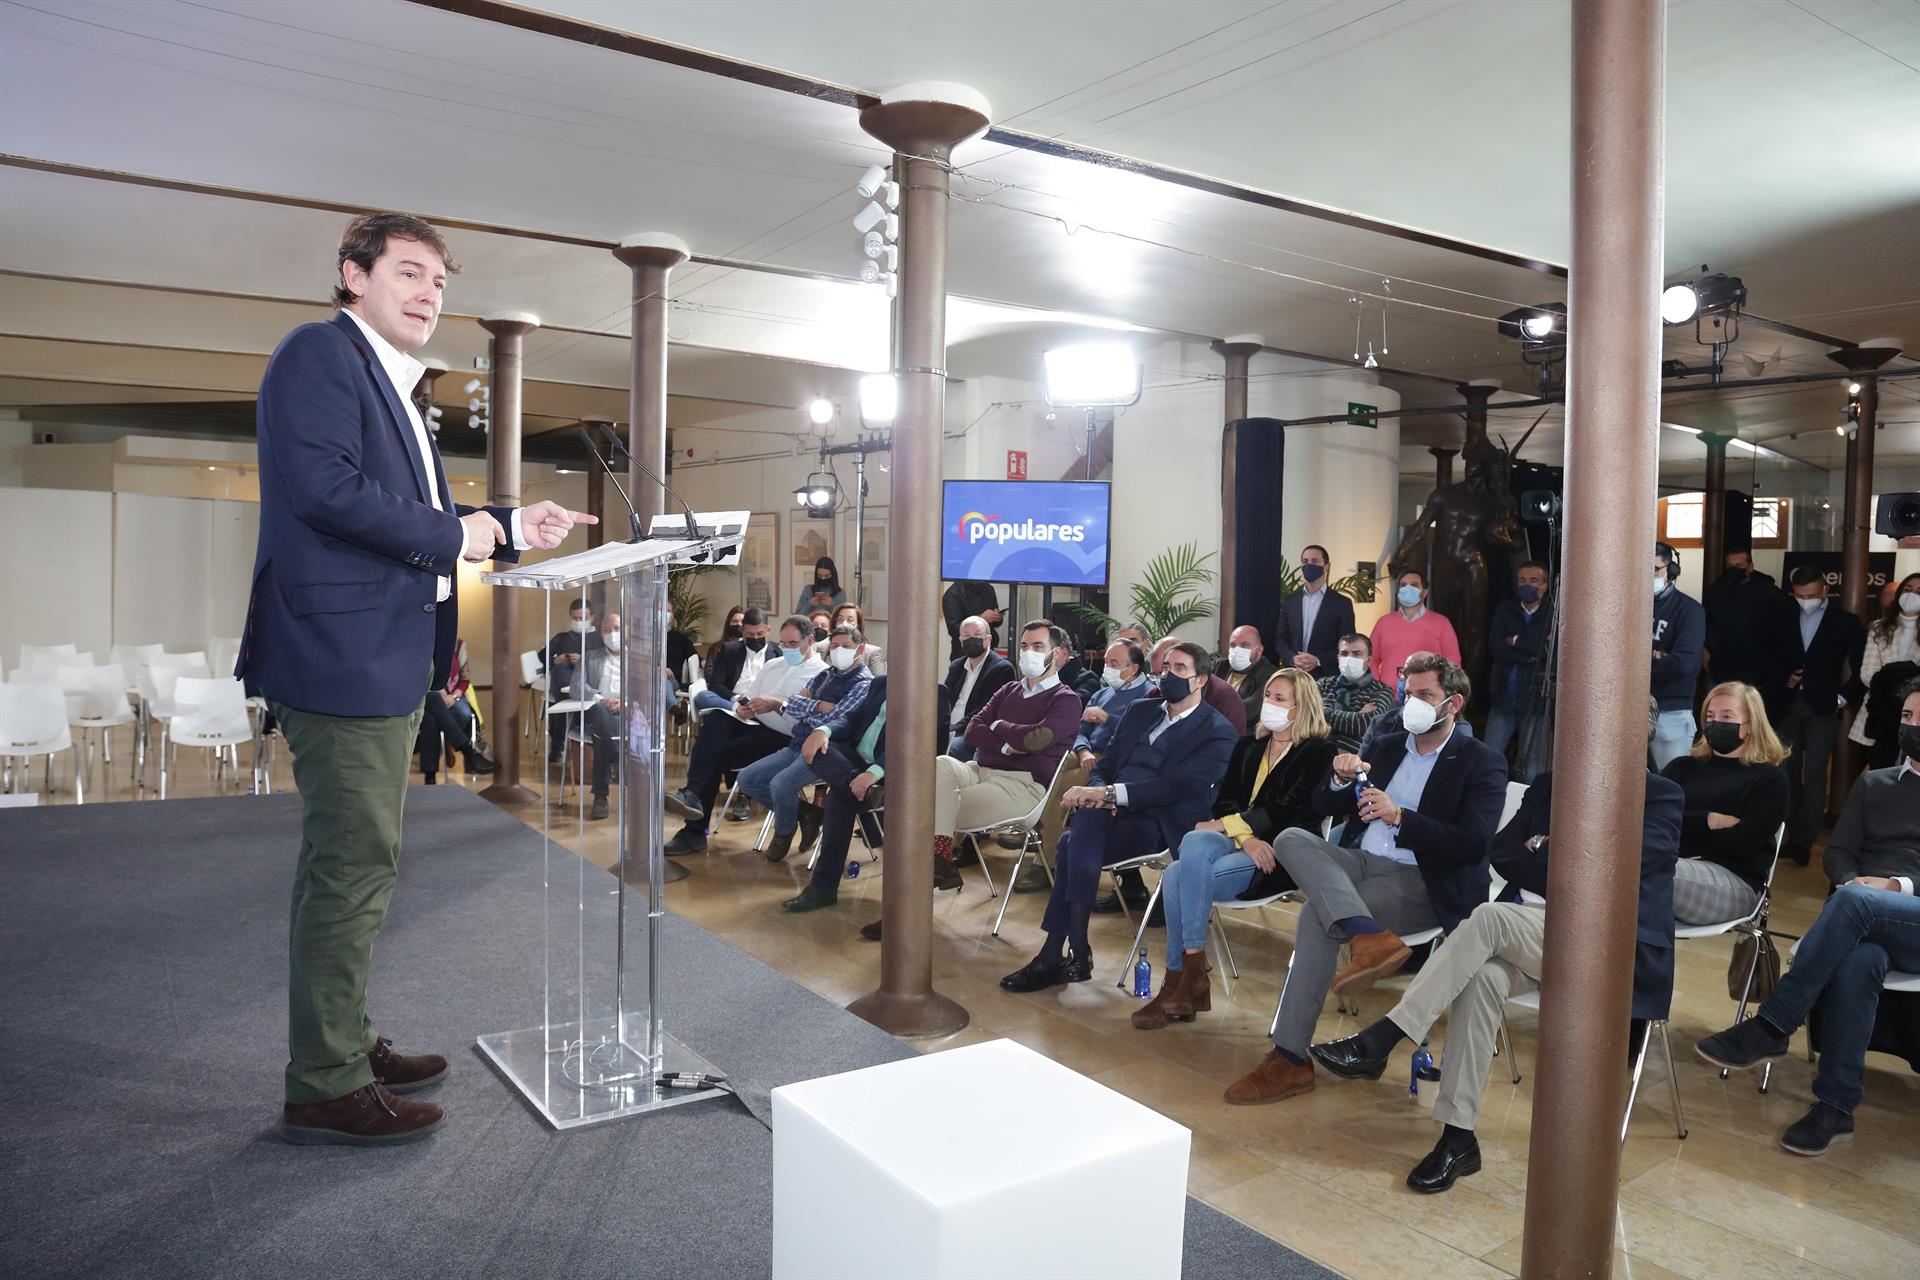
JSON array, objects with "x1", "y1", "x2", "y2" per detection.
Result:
[
  {"x1": 664, "y1": 616, "x2": 822, "y2": 853},
  {"x1": 1134, "y1": 669, "x2": 1337, "y2": 1029},
  {"x1": 1659, "y1": 682, "x2": 1790, "y2": 924},
  {"x1": 943, "y1": 614, "x2": 1016, "y2": 761},
  {"x1": 931, "y1": 621, "x2": 1085, "y2": 891},
  {"x1": 710, "y1": 605, "x2": 746, "y2": 661},
  {"x1": 570, "y1": 610, "x2": 628, "y2": 821},
  {"x1": 688, "y1": 607, "x2": 772, "y2": 714},
  {"x1": 1054, "y1": 636, "x2": 1104, "y2": 703},
  {"x1": 1223, "y1": 651, "x2": 1506, "y2": 1105},
  {"x1": 1000, "y1": 642, "x2": 1236, "y2": 993},
  {"x1": 1275, "y1": 543, "x2": 1354, "y2": 675},
  {"x1": 418, "y1": 638, "x2": 494, "y2": 782},
  {"x1": 1073, "y1": 641, "x2": 1151, "y2": 771},
  {"x1": 1848, "y1": 573, "x2": 1920, "y2": 769},
  {"x1": 1114, "y1": 623, "x2": 1153, "y2": 657},
  {"x1": 807, "y1": 608, "x2": 833, "y2": 647},
  {"x1": 1696, "y1": 676, "x2": 1920, "y2": 1155},
  {"x1": 943, "y1": 578, "x2": 1003, "y2": 658},
  {"x1": 1368, "y1": 570, "x2": 1461, "y2": 691},
  {"x1": 542, "y1": 595, "x2": 603, "y2": 762},
  {"x1": 1310, "y1": 699, "x2": 1681, "y2": 1191},
  {"x1": 736, "y1": 624, "x2": 873, "y2": 862},
  {"x1": 781, "y1": 675, "x2": 891, "y2": 913},
  {"x1": 1215, "y1": 624, "x2": 1279, "y2": 735},
  {"x1": 1484, "y1": 560, "x2": 1553, "y2": 780},
  {"x1": 1316, "y1": 633, "x2": 1398, "y2": 753},
  {"x1": 796, "y1": 555, "x2": 846, "y2": 613},
  {"x1": 664, "y1": 601, "x2": 697, "y2": 689},
  {"x1": 820, "y1": 602, "x2": 886, "y2": 675}
]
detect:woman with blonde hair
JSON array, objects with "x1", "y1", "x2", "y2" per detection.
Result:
[
  {"x1": 1659, "y1": 681, "x2": 1790, "y2": 924},
  {"x1": 1133, "y1": 669, "x2": 1337, "y2": 1029}
]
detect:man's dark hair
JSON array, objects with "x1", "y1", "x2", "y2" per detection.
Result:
[
  {"x1": 1022, "y1": 619, "x2": 1068, "y2": 652},
  {"x1": 1338, "y1": 632, "x2": 1372, "y2": 655},
  {"x1": 742, "y1": 607, "x2": 767, "y2": 628},
  {"x1": 1518, "y1": 560, "x2": 1550, "y2": 577},
  {"x1": 568, "y1": 596, "x2": 595, "y2": 616},
  {"x1": 1788, "y1": 566, "x2": 1828, "y2": 590},
  {"x1": 831, "y1": 622, "x2": 863, "y2": 646},
  {"x1": 1302, "y1": 544, "x2": 1330, "y2": 564},
  {"x1": 334, "y1": 212, "x2": 460, "y2": 309},
  {"x1": 1403, "y1": 650, "x2": 1470, "y2": 702},
  {"x1": 1168, "y1": 640, "x2": 1213, "y2": 673},
  {"x1": 1397, "y1": 568, "x2": 1427, "y2": 588},
  {"x1": 1898, "y1": 674, "x2": 1920, "y2": 705},
  {"x1": 779, "y1": 613, "x2": 812, "y2": 640}
]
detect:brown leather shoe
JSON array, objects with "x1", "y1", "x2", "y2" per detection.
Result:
[
  {"x1": 1331, "y1": 929, "x2": 1413, "y2": 997},
  {"x1": 281, "y1": 1082, "x2": 444, "y2": 1146},
  {"x1": 368, "y1": 1036, "x2": 449, "y2": 1093},
  {"x1": 1224, "y1": 1049, "x2": 1315, "y2": 1105}
]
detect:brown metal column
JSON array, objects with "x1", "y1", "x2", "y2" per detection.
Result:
[
  {"x1": 1428, "y1": 447, "x2": 1458, "y2": 489},
  {"x1": 1521, "y1": 1, "x2": 1665, "y2": 1275},
  {"x1": 479, "y1": 313, "x2": 540, "y2": 806},
  {"x1": 846, "y1": 82, "x2": 990, "y2": 1039},
  {"x1": 1701, "y1": 432, "x2": 1731, "y2": 579},
  {"x1": 1213, "y1": 335, "x2": 1262, "y2": 651},
  {"x1": 1832, "y1": 346, "x2": 1900, "y2": 622}
]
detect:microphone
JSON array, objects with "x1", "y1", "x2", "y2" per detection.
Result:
[
  {"x1": 574, "y1": 427, "x2": 645, "y2": 543},
  {"x1": 599, "y1": 423, "x2": 708, "y2": 554}
]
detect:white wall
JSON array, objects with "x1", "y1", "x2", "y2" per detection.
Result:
[{"x1": 0, "y1": 486, "x2": 114, "y2": 671}]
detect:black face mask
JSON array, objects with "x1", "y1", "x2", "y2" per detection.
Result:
[
  {"x1": 813, "y1": 626, "x2": 829, "y2": 642},
  {"x1": 960, "y1": 636, "x2": 986, "y2": 658},
  {"x1": 1702, "y1": 721, "x2": 1745, "y2": 756},
  {"x1": 725, "y1": 623, "x2": 744, "y2": 639},
  {"x1": 1899, "y1": 725, "x2": 1920, "y2": 764},
  {"x1": 743, "y1": 636, "x2": 766, "y2": 653},
  {"x1": 1725, "y1": 567, "x2": 1750, "y2": 583}
]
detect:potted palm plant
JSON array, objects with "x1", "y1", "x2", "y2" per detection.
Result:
[{"x1": 1069, "y1": 542, "x2": 1217, "y2": 643}]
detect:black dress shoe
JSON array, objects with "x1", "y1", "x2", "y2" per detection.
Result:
[
  {"x1": 952, "y1": 841, "x2": 981, "y2": 868},
  {"x1": 797, "y1": 802, "x2": 824, "y2": 855},
  {"x1": 1309, "y1": 1034, "x2": 1391, "y2": 1081},
  {"x1": 664, "y1": 828, "x2": 707, "y2": 856},
  {"x1": 588, "y1": 795, "x2": 609, "y2": 821},
  {"x1": 463, "y1": 753, "x2": 497, "y2": 776},
  {"x1": 1407, "y1": 1136, "x2": 1481, "y2": 1193},
  {"x1": 859, "y1": 919, "x2": 882, "y2": 941},
  {"x1": 763, "y1": 828, "x2": 795, "y2": 863},
  {"x1": 1780, "y1": 1102, "x2": 1854, "y2": 1156},
  {"x1": 664, "y1": 788, "x2": 706, "y2": 821},
  {"x1": 1061, "y1": 948, "x2": 1094, "y2": 983},
  {"x1": 934, "y1": 859, "x2": 963, "y2": 892},
  {"x1": 781, "y1": 883, "x2": 839, "y2": 913},
  {"x1": 1695, "y1": 1017, "x2": 1790, "y2": 1072},
  {"x1": 1000, "y1": 955, "x2": 1070, "y2": 993}
]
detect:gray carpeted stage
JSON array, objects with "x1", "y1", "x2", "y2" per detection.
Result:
[{"x1": 0, "y1": 787, "x2": 1331, "y2": 1280}]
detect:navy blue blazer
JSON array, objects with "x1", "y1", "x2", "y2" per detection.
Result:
[
  {"x1": 1275, "y1": 587, "x2": 1355, "y2": 674},
  {"x1": 1492, "y1": 771, "x2": 1682, "y2": 1022},
  {"x1": 1314, "y1": 726, "x2": 1509, "y2": 930},
  {"x1": 1089, "y1": 699, "x2": 1238, "y2": 852},
  {"x1": 238, "y1": 312, "x2": 519, "y2": 717}
]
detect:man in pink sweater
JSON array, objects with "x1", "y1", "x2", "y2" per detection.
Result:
[
  {"x1": 1370, "y1": 569, "x2": 1462, "y2": 690},
  {"x1": 932, "y1": 619, "x2": 1085, "y2": 889}
]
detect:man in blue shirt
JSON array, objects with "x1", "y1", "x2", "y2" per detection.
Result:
[{"x1": 737, "y1": 624, "x2": 872, "y2": 862}]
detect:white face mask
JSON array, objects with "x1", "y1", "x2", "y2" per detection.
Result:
[
  {"x1": 1901, "y1": 592, "x2": 1920, "y2": 616},
  {"x1": 1018, "y1": 650, "x2": 1050, "y2": 679},
  {"x1": 572, "y1": 619, "x2": 593, "y2": 634},
  {"x1": 1338, "y1": 655, "x2": 1368, "y2": 682},
  {"x1": 1227, "y1": 646, "x2": 1255, "y2": 672},
  {"x1": 829, "y1": 646, "x2": 858, "y2": 671},
  {"x1": 1796, "y1": 595, "x2": 1825, "y2": 615},
  {"x1": 1652, "y1": 574, "x2": 1668, "y2": 597},
  {"x1": 1101, "y1": 666, "x2": 1127, "y2": 689},
  {"x1": 603, "y1": 631, "x2": 621, "y2": 650},
  {"x1": 1259, "y1": 703, "x2": 1291, "y2": 734},
  {"x1": 1402, "y1": 695, "x2": 1443, "y2": 735}
]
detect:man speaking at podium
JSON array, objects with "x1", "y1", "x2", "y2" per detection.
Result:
[{"x1": 237, "y1": 213, "x2": 595, "y2": 1145}]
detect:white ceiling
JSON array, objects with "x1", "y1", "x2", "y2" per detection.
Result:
[{"x1": 0, "y1": 0, "x2": 1914, "y2": 468}]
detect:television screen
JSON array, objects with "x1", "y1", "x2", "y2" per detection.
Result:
[{"x1": 941, "y1": 479, "x2": 1111, "y2": 588}]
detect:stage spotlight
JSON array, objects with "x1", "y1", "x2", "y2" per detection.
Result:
[
  {"x1": 806, "y1": 397, "x2": 836, "y2": 427},
  {"x1": 1520, "y1": 490, "x2": 1561, "y2": 522},
  {"x1": 1043, "y1": 342, "x2": 1142, "y2": 408},
  {"x1": 1660, "y1": 284, "x2": 1698, "y2": 325},
  {"x1": 855, "y1": 163, "x2": 887, "y2": 198},
  {"x1": 1848, "y1": 381, "x2": 1863, "y2": 397},
  {"x1": 859, "y1": 373, "x2": 898, "y2": 427},
  {"x1": 1661, "y1": 273, "x2": 1746, "y2": 326},
  {"x1": 794, "y1": 471, "x2": 836, "y2": 515},
  {"x1": 853, "y1": 202, "x2": 898, "y2": 240},
  {"x1": 1497, "y1": 304, "x2": 1567, "y2": 349}
]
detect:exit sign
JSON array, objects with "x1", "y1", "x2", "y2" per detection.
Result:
[
  {"x1": 1347, "y1": 402, "x2": 1378, "y2": 428},
  {"x1": 1006, "y1": 449, "x2": 1028, "y2": 480}
]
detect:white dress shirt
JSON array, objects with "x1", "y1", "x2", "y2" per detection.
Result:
[
  {"x1": 339, "y1": 309, "x2": 527, "y2": 600},
  {"x1": 951, "y1": 654, "x2": 987, "y2": 728},
  {"x1": 740, "y1": 643, "x2": 767, "y2": 688},
  {"x1": 743, "y1": 653, "x2": 828, "y2": 735}
]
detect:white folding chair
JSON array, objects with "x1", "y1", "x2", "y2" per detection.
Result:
[
  {"x1": 207, "y1": 636, "x2": 242, "y2": 679},
  {"x1": 19, "y1": 649, "x2": 92, "y2": 682},
  {"x1": 167, "y1": 676, "x2": 262, "y2": 797},
  {"x1": 61, "y1": 663, "x2": 135, "y2": 797},
  {"x1": 0, "y1": 682, "x2": 80, "y2": 801},
  {"x1": 133, "y1": 664, "x2": 184, "y2": 792},
  {"x1": 17, "y1": 642, "x2": 79, "y2": 672},
  {"x1": 1203, "y1": 816, "x2": 1334, "y2": 994},
  {"x1": 1677, "y1": 824, "x2": 1787, "y2": 1090},
  {"x1": 520, "y1": 650, "x2": 546, "y2": 746},
  {"x1": 955, "y1": 752, "x2": 1076, "y2": 935}
]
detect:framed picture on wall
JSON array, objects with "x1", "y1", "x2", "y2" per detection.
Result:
[
  {"x1": 738, "y1": 512, "x2": 780, "y2": 617},
  {"x1": 788, "y1": 511, "x2": 834, "y2": 614}
]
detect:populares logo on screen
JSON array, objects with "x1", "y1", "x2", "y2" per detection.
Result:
[{"x1": 956, "y1": 511, "x2": 1090, "y2": 545}]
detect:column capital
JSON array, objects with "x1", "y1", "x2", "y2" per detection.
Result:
[
  {"x1": 1211, "y1": 334, "x2": 1265, "y2": 362},
  {"x1": 613, "y1": 232, "x2": 691, "y2": 272},
  {"x1": 1457, "y1": 379, "x2": 1500, "y2": 407},
  {"x1": 479, "y1": 312, "x2": 539, "y2": 338},
  {"x1": 1697, "y1": 430, "x2": 1735, "y2": 449},
  {"x1": 1826, "y1": 343, "x2": 1902, "y2": 374},
  {"x1": 859, "y1": 82, "x2": 991, "y2": 156}
]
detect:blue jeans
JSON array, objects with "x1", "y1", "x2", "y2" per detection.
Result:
[
  {"x1": 1761, "y1": 883, "x2": 1920, "y2": 1113},
  {"x1": 947, "y1": 733, "x2": 976, "y2": 763},
  {"x1": 1161, "y1": 830, "x2": 1257, "y2": 971},
  {"x1": 737, "y1": 745, "x2": 817, "y2": 837},
  {"x1": 692, "y1": 689, "x2": 735, "y2": 715},
  {"x1": 1651, "y1": 709, "x2": 1696, "y2": 770},
  {"x1": 1484, "y1": 705, "x2": 1546, "y2": 783}
]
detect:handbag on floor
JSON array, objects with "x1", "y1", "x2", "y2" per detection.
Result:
[{"x1": 1728, "y1": 928, "x2": 1779, "y2": 1002}]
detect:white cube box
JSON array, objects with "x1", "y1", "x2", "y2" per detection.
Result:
[{"x1": 772, "y1": 1038, "x2": 1191, "y2": 1279}]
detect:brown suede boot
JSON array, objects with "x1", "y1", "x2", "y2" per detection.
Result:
[
  {"x1": 368, "y1": 1036, "x2": 448, "y2": 1094},
  {"x1": 1332, "y1": 929, "x2": 1413, "y2": 997},
  {"x1": 1224, "y1": 1049, "x2": 1315, "y2": 1105},
  {"x1": 1131, "y1": 967, "x2": 1187, "y2": 1030},
  {"x1": 281, "y1": 1082, "x2": 444, "y2": 1146}
]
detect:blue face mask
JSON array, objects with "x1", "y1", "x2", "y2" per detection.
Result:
[
  {"x1": 1517, "y1": 584, "x2": 1541, "y2": 604},
  {"x1": 1397, "y1": 585, "x2": 1423, "y2": 609},
  {"x1": 781, "y1": 648, "x2": 804, "y2": 667}
]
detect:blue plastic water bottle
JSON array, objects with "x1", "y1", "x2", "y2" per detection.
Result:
[
  {"x1": 1410, "y1": 1043, "x2": 1436, "y2": 1098},
  {"x1": 1133, "y1": 949, "x2": 1152, "y2": 998},
  {"x1": 845, "y1": 859, "x2": 860, "y2": 880}
]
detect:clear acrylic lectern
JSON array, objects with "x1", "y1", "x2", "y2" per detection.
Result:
[{"x1": 476, "y1": 526, "x2": 740, "y2": 1129}]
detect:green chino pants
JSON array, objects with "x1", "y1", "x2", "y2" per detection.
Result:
[{"x1": 270, "y1": 696, "x2": 426, "y2": 1104}]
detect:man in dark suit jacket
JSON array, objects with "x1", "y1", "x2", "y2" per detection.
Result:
[
  {"x1": 1001, "y1": 641, "x2": 1236, "y2": 993},
  {"x1": 239, "y1": 213, "x2": 594, "y2": 1146},
  {"x1": 1224, "y1": 651, "x2": 1508, "y2": 1107},
  {"x1": 701, "y1": 608, "x2": 774, "y2": 705},
  {"x1": 942, "y1": 615, "x2": 1016, "y2": 759},
  {"x1": 1214, "y1": 623, "x2": 1279, "y2": 736},
  {"x1": 1779, "y1": 566, "x2": 1868, "y2": 862},
  {"x1": 1273, "y1": 544, "x2": 1356, "y2": 677},
  {"x1": 1309, "y1": 727, "x2": 1681, "y2": 1193}
]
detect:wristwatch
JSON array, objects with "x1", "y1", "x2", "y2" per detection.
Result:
[
  {"x1": 1525, "y1": 833, "x2": 1548, "y2": 853},
  {"x1": 1104, "y1": 784, "x2": 1118, "y2": 808}
]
